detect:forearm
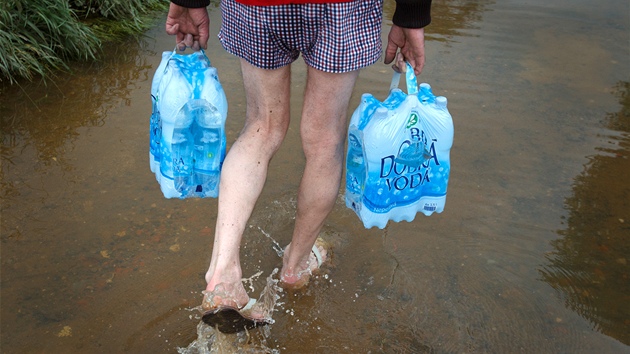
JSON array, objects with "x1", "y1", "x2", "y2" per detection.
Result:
[
  {"x1": 170, "y1": 0, "x2": 210, "y2": 8},
  {"x1": 393, "y1": 0, "x2": 432, "y2": 28}
]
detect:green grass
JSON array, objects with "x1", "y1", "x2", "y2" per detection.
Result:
[
  {"x1": 0, "y1": 0, "x2": 168, "y2": 84},
  {"x1": 70, "y1": 0, "x2": 169, "y2": 41}
]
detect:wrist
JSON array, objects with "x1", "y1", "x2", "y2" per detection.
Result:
[
  {"x1": 170, "y1": 0, "x2": 209, "y2": 9},
  {"x1": 393, "y1": 0, "x2": 432, "y2": 28}
]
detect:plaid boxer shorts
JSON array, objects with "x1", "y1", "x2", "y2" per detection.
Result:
[{"x1": 218, "y1": 0, "x2": 384, "y2": 73}]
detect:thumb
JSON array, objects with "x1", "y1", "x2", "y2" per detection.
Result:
[{"x1": 396, "y1": 52, "x2": 407, "y2": 72}]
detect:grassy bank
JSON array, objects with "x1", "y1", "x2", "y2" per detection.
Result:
[{"x1": 0, "y1": 0, "x2": 168, "y2": 84}]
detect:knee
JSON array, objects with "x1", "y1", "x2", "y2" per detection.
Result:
[
  {"x1": 241, "y1": 111, "x2": 290, "y2": 152},
  {"x1": 301, "y1": 128, "x2": 346, "y2": 162}
]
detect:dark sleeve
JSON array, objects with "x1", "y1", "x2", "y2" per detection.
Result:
[
  {"x1": 171, "y1": 0, "x2": 210, "y2": 8},
  {"x1": 393, "y1": 0, "x2": 432, "y2": 28}
]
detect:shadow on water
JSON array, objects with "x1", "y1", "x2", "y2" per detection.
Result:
[{"x1": 539, "y1": 81, "x2": 630, "y2": 345}]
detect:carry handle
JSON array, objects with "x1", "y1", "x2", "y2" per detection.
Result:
[
  {"x1": 158, "y1": 47, "x2": 212, "y2": 78},
  {"x1": 167, "y1": 46, "x2": 211, "y2": 64},
  {"x1": 389, "y1": 62, "x2": 418, "y2": 95}
]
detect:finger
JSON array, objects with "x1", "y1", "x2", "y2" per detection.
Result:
[
  {"x1": 165, "y1": 22, "x2": 179, "y2": 36},
  {"x1": 192, "y1": 40, "x2": 200, "y2": 51},
  {"x1": 411, "y1": 54, "x2": 424, "y2": 76},
  {"x1": 198, "y1": 24, "x2": 209, "y2": 50},
  {"x1": 414, "y1": 62, "x2": 423, "y2": 77},
  {"x1": 177, "y1": 41, "x2": 187, "y2": 52},
  {"x1": 176, "y1": 32, "x2": 185, "y2": 47},
  {"x1": 383, "y1": 40, "x2": 399, "y2": 65},
  {"x1": 183, "y1": 33, "x2": 194, "y2": 48}
]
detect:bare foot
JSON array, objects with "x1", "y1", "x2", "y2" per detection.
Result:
[
  {"x1": 201, "y1": 280, "x2": 271, "y2": 333},
  {"x1": 280, "y1": 238, "x2": 329, "y2": 289},
  {"x1": 201, "y1": 288, "x2": 269, "y2": 333},
  {"x1": 201, "y1": 281, "x2": 250, "y2": 312}
]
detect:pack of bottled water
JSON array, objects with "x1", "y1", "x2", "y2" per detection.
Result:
[
  {"x1": 345, "y1": 63, "x2": 454, "y2": 229},
  {"x1": 149, "y1": 49, "x2": 227, "y2": 199}
]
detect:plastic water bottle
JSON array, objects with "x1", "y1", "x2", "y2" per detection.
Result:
[
  {"x1": 156, "y1": 59, "x2": 193, "y2": 198},
  {"x1": 171, "y1": 126, "x2": 195, "y2": 196},
  {"x1": 193, "y1": 104, "x2": 222, "y2": 197},
  {"x1": 150, "y1": 49, "x2": 227, "y2": 199},
  {"x1": 359, "y1": 106, "x2": 396, "y2": 229},
  {"x1": 158, "y1": 132, "x2": 174, "y2": 194},
  {"x1": 416, "y1": 95, "x2": 452, "y2": 212},
  {"x1": 345, "y1": 72, "x2": 454, "y2": 229},
  {"x1": 345, "y1": 127, "x2": 365, "y2": 209},
  {"x1": 149, "y1": 52, "x2": 172, "y2": 174},
  {"x1": 149, "y1": 104, "x2": 162, "y2": 172},
  {"x1": 419, "y1": 83, "x2": 435, "y2": 104},
  {"x1": 436, "y1": 96, "x2": 447, "y2": 108}
]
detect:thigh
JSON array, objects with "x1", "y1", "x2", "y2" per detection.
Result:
[
  {"x1": 239, "y1": 59, "x2": 291, "y2": 127},
  {"x1": 300, "y1": 66, "x2": 359, "y2": 150}
]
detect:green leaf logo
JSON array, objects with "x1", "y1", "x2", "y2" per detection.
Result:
[{"x1": 406, "y1": 113, "x2": 419, "y2": 129}]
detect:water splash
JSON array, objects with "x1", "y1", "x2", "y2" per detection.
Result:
[
  {"x1": 176, "y1": 322, "x2": 279, "y2": 354},
  {"x1": 242, "y1": 271, "x2": 264, "y2": 293},
  {"x1": 258, "y1": 226, "x2": 284, "y2": 258},
  {"x1": 247, "y1": 268, "x2": 282, "y2": 321},
  {"x1": 179, "y1": 270, "x2": 282, "y2": 353}
]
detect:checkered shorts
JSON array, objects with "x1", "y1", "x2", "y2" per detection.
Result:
[{"x1": 218, "y1": 0, "x2": 383, "y2": 73}]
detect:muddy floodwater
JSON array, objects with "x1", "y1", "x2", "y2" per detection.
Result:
[{"x1": 1, "y1": 0, "x2": 629, "y2": 352}]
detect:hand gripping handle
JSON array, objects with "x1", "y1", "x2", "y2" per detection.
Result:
[{"x1": 389, "y1": 62, "x2": 418, "y2": 95}]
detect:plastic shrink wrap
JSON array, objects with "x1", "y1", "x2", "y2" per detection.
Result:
[
  {"x1": 345, "y1": 63, "x2": 454, "y2": 229},
  {"x1": 149, "y1": 49, "x2": 227, "y2": 199}
]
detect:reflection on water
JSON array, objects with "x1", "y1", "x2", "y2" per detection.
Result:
[
  {"x1": 0, "y1": 42, "x2": 154, "y2": 202},
  {"x1": 384, "y1": 0, "x2": 494, "y2": 42},
  {"x1": 540, "y1": 81, "x2": 630, "y2": 345},
  {"x1": 0, "y1": 37, "x2": 174, "y2": 352}
]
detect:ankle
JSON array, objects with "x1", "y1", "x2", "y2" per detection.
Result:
[{"x1": 205, "y1": 265, "x2": 243, "y2": 292}]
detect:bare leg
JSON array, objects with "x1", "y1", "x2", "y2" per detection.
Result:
[
  {"x1": 204, "y1": 59, "x2": 291, "y2": 308},
  {"x1": 281, "y1": 66, "x2": 359, "y2": 285}
]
